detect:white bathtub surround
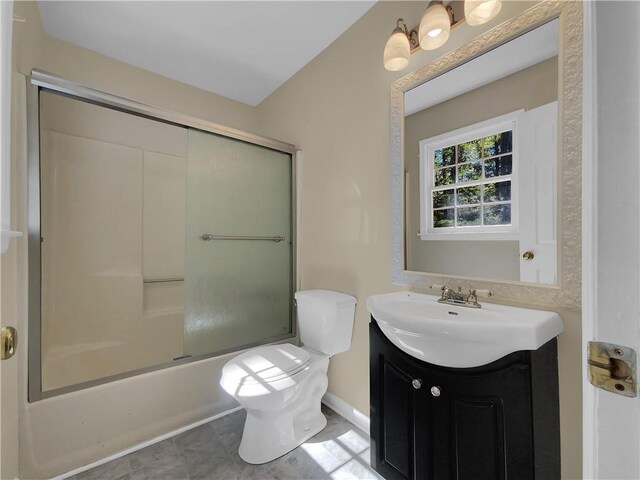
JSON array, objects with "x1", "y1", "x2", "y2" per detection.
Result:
[{"x1": 50, "y1": 406, "x2": 243, "y2": 480}]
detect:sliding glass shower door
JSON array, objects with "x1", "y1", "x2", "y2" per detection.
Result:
[
  {"x1": 34, "y1": 84, "x2": 294, "y2": 399},
  {"x1": 184, "y1": 130, "x2": 293, "y2": 357}
]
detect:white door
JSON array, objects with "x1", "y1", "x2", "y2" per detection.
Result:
[
  {"x1": 583, "y1": 1, "x2": 640, "y2": 478},
  {"x1": 518, "y1": 101, "x2": 557, "y2": 284},
  {"x1": 0, "y1": 1, "x2": 20, "y2": 478},
  {"x1": 0, "y1": 237, "x2": 20, "y2": 480}
]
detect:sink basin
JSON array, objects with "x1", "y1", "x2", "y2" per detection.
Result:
[{"x1": 367, "y1": 292, "x2": 563, "y2": 368}]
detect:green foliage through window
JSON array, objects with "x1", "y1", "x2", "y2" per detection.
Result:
[{"x1": 430, "y1": 130, "x2": 513, "y2": 230}]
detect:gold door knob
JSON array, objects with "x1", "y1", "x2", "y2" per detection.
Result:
[{"x1": 522, "y1": 251, "x2": 535, "y2": 260}]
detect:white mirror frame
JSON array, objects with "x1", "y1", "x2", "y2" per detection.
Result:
[{"x1": 391, "y1": 1, "x2": 582, "y2": 309}]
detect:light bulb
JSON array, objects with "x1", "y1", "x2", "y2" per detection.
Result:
[
  {"x1": 384, "y1": 27, "x2": 410, "y2": 71},
  {"x1": 419, "y1": 2, "x2": 451, "y2": 51},
  {"x1": 464, "y1": 0, "x2": 502, "y2": 26}
]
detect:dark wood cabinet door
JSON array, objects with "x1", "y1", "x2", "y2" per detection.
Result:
[
  {"x1": 416, "y1": 364, "x2": 534, "y2": 480},
  {"x1": 379, "y1": 360, "x2": 416, "y2": 479},
  {"x1": 370, "y1": 323, "x2": 424, "y2": 480}
]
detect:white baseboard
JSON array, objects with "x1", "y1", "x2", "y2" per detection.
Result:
[
  {"x1": 50, "y1": 406, "x2": 243, "y2": 480},
  {"x1": 322, "y1": 391, "x2": 370, "y2": 435}
]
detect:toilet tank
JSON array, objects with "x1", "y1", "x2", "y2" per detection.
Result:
[{"x1": 295, "y1": 290, "x2": 357, "y2": 355}]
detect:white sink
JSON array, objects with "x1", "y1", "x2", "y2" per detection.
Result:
[{"x1": 367, "y1": 291, "x2": 563, "y2": 368}]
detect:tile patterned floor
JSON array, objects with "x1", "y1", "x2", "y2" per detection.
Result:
[{"x1": 69, "y1": 406, "x2": 382, "y2": 480}]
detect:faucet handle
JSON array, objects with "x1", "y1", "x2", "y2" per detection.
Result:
[{"x1": 467, "y1": 289, "x2": 478, "y2": 303}]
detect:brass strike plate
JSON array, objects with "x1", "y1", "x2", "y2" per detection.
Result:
[
  {"x1": 588, "y1": 341, "x2": 637, "y2": 397},
  {"x1": 1, "y1": 326, "x2": 17, "y2": 360}
]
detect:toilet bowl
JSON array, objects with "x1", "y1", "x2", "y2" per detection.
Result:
[{"x1": 220, "y1": 289, "x2": 357, "y2": 464}]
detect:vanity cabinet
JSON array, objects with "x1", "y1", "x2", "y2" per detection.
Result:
[{"x1": 369, "y1": 319, "x2": 560, "y2": 480}]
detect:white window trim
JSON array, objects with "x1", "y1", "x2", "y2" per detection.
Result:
[{"x1": 419, "y1": 110, "x2": 523, "y2": 241}]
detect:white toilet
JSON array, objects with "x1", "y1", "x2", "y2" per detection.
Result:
[{"x1": 220, "y1": 289, "x2": 357, "y2": 464}]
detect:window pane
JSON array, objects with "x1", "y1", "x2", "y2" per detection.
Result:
[
  {"x1": 433, "y1": 208, "x2": 455, "y2": 228},
  {"x1": 435, "y1": 166, "x2": 455, "y2": 186},
  {"x1": 433, "y1": 189, "x2": 454, "y2": 208},
  {"x1": 457, "y1": 206, "x2": 481, "y2": 226},
  {"x1": 483, "y1": 131, "x2": 512, "y2": 157},
  {"x1": 434, "y1": 146, "x2": 455, "y2": 168},
  {"x1": 484, "y1": 181, "x2": 511, "y2": 202},
  {"x1": 485, "y1": 155, "x2": 512, "y2": 178},
  {"x1": 434, "y1": 149, "x2": 443, "y2": 168},
  {"x1": 456, "y1": 185, "x2": 480, "y2": 205},
  {"x1": 457, "y1": 161, "x2": 482, "y2": 183},
  {"x1": 483, "y1": 204, "x2": 511, "y2": 226},
  {"x1": 443, "y1": 146, "x2": 455, "y2": 166},
  {"x1": 457, "y1": 139, "x2": 482, "y2": 163}
]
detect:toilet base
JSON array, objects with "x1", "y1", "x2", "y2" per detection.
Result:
[
  {"x1": 237, "y1": 360, "x2": 330, "y2": 464},
  {"x1": 238, "y1": 409, "x2": 327, "y2": 464}
]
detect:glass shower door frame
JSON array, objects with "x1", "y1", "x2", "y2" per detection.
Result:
[{"x1": 26, "y1": 70, "x2": 298, "y2": 402}]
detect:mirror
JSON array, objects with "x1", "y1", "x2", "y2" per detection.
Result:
[
  {"x1": 391, "y1": 2, "x2": 583, "y2": 308},
  {"x1": 405, "y1": 20, "x2": 558, "y2": 285}
]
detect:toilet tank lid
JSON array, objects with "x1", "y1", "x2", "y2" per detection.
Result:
[{"x1": 295, "y1": 289, "x2": 357, "y2": 306}]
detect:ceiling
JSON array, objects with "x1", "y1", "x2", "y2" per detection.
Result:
[{"x1": 37, "y1": 1, "x2": 375, "y2": 106}]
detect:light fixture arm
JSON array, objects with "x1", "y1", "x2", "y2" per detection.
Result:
[
  {"x1": 394, "y1": 18, "x2": 420, "y2": 53},
  {"x1": 408, "y1": 29, "x2": 420, "y2": 52},
  {"x1": 446, "y1": 5, "x2": 457, "y2": 26}
]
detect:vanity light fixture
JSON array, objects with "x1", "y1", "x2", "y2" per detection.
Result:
[
  {"x1": 418, "y1": 1, "x2": 452, "y2": 51},
  {"x1": 384, "y1": 0, "x2": 502, "y2": 71},
  {"x1": 383, "y1": 19, "x2": 419, "y2": 71},
  {"x1": 465, "y1": 0, "x2": 503, "y2": 26}
]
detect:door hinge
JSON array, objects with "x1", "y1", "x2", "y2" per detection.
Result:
[{"x1": 587, "y1": 341, "x2": 637, "y2": 397}]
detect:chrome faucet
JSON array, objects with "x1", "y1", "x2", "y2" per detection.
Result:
[{"x1": 438, "y1": 286, "x2": 482, "y2": 309}]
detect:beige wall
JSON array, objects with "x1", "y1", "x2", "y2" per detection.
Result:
[
  {"x1": 405, "y1": 57, "x2": 558, "y2": 281},
  {"x1": 409, "y1": 240, "x2": 521, "y2": 279},
  {"x1": 254, "y1": 2, "x2": 581, "y2": 478},
  {"x1": 38, "y1": 35, "x2": 258, "y2": 136},
  {"x1": 6, "y1": 1, "x2": 582, "y2": 479}
]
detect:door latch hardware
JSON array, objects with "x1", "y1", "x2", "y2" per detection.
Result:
[
  {"x1": 587, "y1": 341, "x2": 637, "y2": 397},
  {"x1": 522, "y1": 251, "x2": 535, "y2": 260},
  {"x1": 1, "y1": 326, "x2": 17, "y2": 360}
]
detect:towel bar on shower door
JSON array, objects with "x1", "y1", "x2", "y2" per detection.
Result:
[{"x1": 200, "y1": 234, "x2": 286, "y2": 243}]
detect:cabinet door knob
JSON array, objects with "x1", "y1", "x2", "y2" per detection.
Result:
[
  {"x1": 430, "y1": 386, "x2": 441, "y2": 397},
  {"x1": 412, "y1": 379, "x2": 422, "y2": 390}
]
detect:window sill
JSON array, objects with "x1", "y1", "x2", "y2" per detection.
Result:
[{"x1": 419, "y1": 231, "x2": 519, "y2": 241}]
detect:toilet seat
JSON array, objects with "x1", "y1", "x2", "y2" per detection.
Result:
[{"x1": 221, "y1": 344, "x2": 311, "y2": 390}]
